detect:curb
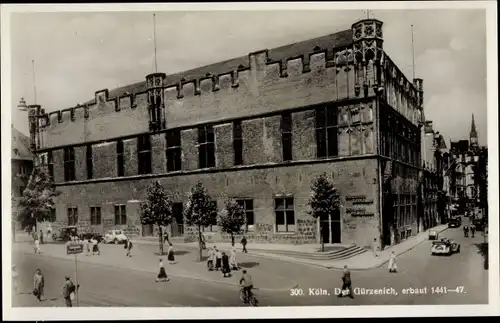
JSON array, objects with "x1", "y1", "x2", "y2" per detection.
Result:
[{"x1": 15, "y1": 249, "x2": 297, "y2": 293}]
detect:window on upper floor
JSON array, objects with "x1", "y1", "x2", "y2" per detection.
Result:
[
  {"x1": 198, "y1": 125, "x2": 215, "y2": 169},
  {"x1": 274, "y1": 197, "x2": 295, "y2": 232},
  {"x1": 63, "y1": 147, "x2": 75, "y2": 181},
  {"x1": 233, "y1": 120, "x2": 243, "y2": 166},
  {"x1": 138, "y1": 135, "x2": 152, "y2": 175},
  {"x1": 281, "y1": 113, "x2": 293, "y2": 162},
  {"x1": 166, "y1": 130, "x2": 182, "y2": 172},
  {"x1": 90, "y1": 206, "x2": 102, "y2": 225},
  {"x1": 47, "y1": 151, "x2": 54, "y2": 179},
  {"x1": 114, "y1": 204, "x2": 127, "y2": 225},
  {"x1": 117, "y1": 140, "x2": 125, "y2": 177},
  {"x1": 316, "y1": 106, "x2": 338, "y2": 159},
  {"x1": 86, "y1": 144, "x2": 93, "y2": 180}
]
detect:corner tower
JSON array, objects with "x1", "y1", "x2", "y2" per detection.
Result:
[{"x1": 351, "y1": 19, "x2": 384, "y2": 97}]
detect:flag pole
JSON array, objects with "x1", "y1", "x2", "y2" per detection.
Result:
[
  {"x1": 411, "y1": 25, "x2": 416, "y2": 80},
  {"x1": 153, "y1": 13, "x2": 158, "y2": 73}
]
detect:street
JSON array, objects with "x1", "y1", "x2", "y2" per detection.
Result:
[{"x1": 11, "y1": 225, "x2": 488, "y2": 307}]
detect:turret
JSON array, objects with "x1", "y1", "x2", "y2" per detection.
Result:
[
  {"x1": 469, "y1": 113, "x2": 478, "y2": 148},
  {"x1": 146, "y1": 72, "x2": 167, "y2": 132}
]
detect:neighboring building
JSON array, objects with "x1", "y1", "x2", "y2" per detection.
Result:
[
  {"x1": 11, "y1": 125, "x2": 34, "y2": 231},
  {"x1": 30, "y1": 18, "x2": 426, "y2": 249}
]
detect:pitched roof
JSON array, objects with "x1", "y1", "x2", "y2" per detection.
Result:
[
  {"x1": 85, "y1": 29, "x2": 352, "y2": 104},
  {"x1": 12, "y1": 126, "x2": 34, "y2": 161}
]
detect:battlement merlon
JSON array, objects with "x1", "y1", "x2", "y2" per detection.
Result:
[{"x1": 35, "y1": 19, "x2": 422, "y2": 129}]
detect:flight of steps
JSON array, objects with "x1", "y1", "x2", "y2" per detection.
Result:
[{"x1": 252, "y1": 245, "x2": 367, "y2": 261}]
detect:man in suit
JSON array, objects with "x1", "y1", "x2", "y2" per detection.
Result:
[{"x1": 338, "y1": 265, "x2": 354, "y2": 299}]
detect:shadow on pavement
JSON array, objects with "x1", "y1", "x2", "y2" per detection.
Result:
[
  {"x1": 174, "y1": 250, "x2": 190, "y2": 256},
  {"x1": 238, "y1": 261, "x2": 260, "y2": 269},
  {"x1": 475, "y1": 243, "x2": 488, "y2": 270}
]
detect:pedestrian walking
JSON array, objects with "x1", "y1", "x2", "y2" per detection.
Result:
[
  {"x1": 221, "y1": 252, "x2": 231, "y2": 278},
  {"x1": 167, "y1": 243, "x2": 176, "y2": 264},
  {"x1": 83, "y1": 239, "x2": 90, "y2": 256},
  {"x1": 337, "y1": 265, "x2": 354, "y2": 299},
  {"x1": 124, "y1": 240, "x2": 133, "y2": 257},
  {"x1": 230, "y1": 246, "x2": 238, "y2": 270},
  {"x1": 92, "y1": 239, "x2": 100, "y2": 255},
  {"x1": 39, "y1": 230, "x2": 44, "y2": 244},
  {"x1": 470, "y1": 223, "x2": 476, "y2": 238},
  {"x1": 156, "y1": 259, "x2": 169, "y2": 282},
  {"x1": 207, "y1": 247, "x2": 214, "y2": 270},
  {"x1": 12, "y1": 265, "x2": 19, "y2": 295},
  {"x1": 62, "y1": 276, "x2": 76, "y2": 307},
  {"x1": 215, "y1": 248, "x2": 222, "y2": 271},
  {"x1": 372, "y1": 238, "x2": 379, "y2": 258},
  {"x1": 241, "y1": 236, "x2": 248, "y2": 253},
  {"x1": 388, "y1": 251, "x2": 398, "y2": 273},
  {"x1": 463, "y1": 224, "x2": 469, "y2": 237},
  {"x1": 33, "y1": 232, "x2": 41, "y2": 254},
  {"x1": 33, "y1": 269, "x2": 45, "y2": 302}
]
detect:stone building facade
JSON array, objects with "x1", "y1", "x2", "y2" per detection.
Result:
[{"x1": 30, "y1": 18, "x2": 427, "y2": 249}]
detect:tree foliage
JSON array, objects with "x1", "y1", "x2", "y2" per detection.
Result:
[
  {"x1": 17, "y1": 167, "x2": 60, "y2": 230},
  {"x1": 184, "y1": 182, "x2": 217, "y2": 261},
  {"x1": 139, "y1": 180, "x2": 173, "y2": 255},
  {"x1": 218, "y1": 199, "x2": 246, "y2": 243},
  {"x1": 308, "y1": 173, "x2": 340, "y2": 219}
]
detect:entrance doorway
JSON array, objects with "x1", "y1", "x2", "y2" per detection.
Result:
[
  {"x1": 171, "y1": 203, "x2": 184, "y2": 237},
  {"x1": 319, "y1": 209, "x2": 342, "y2": 244}
]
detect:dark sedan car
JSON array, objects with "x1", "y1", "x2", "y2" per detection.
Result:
[{"x1": 448, "y1": 217, "x2": 462, "y2": 228}]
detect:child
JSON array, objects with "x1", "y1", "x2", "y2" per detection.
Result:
[
  {"x1": 92, "y1": 238, "x2": 100, "y2": 256},
  {"x1": 125, "y1": 240, "x2": 133, "y2": 257},
  {"x1": 207, "y1": 247, "x2": 214, "y2": 271},
  {"x1": 167, "y1": 243, "x2": 175, "y2": 264},
  {"x1": 156, "y1": 259, "x2": 169, "y2": 282},
  {"x1": 388, "y1": 251, "x2": 398, "y2": 273}
]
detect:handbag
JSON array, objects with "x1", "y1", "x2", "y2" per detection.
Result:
[
  {"x1": 70, "y1": 291, "x2": 76, "y2": 301},
  {"x1": 32, "y1": 288, "x2": 39, "y2": 296}
]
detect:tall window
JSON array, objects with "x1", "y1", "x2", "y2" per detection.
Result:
[
  {"x1": 172, "y1": 202, "x2": 184, "y2": 235},
  {"x1": 86, "y1": 144, "x2": 93, "y2": 179},
  {"x1": 198, "y1": 125, "x2": 215, "y2": 168},
  {"x1": 281, "y1": 113, "x2": 293, "y2": 162},
  {"x1": 233, "y1": 121, "x2": 243, "y2": 166},
  {"x1": 138, "y1": 135, "x2": 152, "y2": 175},
  {"x1": 236, "y1": 199, "x2": 254, "y2": 232},
  {"x1": 47, "y1": 151, "x2": 54, "y2": 178},
  {"x1": 63, "y1": 147, "x2": 75, "y2": 181},
  {"x1": 316, "y1": 106, "x2": 338, "y2": 158},
  {"x1": 117, "y1": 140, "x2": 124, "y2": 177},
  {"x1": 114, "y1": 204, "x2": 127, "y2": 225},
  {"x1": 274, "y1": 197, "x2": 295, "y2": 232},
  {"x1": 90, "y1": 206, "x2": 101, "y2": 225},
  {"x1": 166, "y1": 130, "x2": 182, "y2": 172},
  {"x1": 67, "y1": 207, "x2": 78, "y2": 226}
]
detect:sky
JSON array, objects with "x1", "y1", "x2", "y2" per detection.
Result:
[{"x1": 9, "y1": 8, "x2": 487, "y2": 146}]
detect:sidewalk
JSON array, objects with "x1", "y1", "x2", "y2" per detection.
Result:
[
  {"x1": 133, "y1": 224, "x2": 449, "y2": 271},
  {"x1": 12, "y1": 242, "x2": 296, "y2": 292}
]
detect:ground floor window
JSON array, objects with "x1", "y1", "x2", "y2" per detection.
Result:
[
  {"x1": 236, "y1": 199, "x2": 255, "y2": 232},
  {"x1": 114, "y1": 205, "x2": 127, "y2": 225},
  {"x1": 90, "y1": 206, "x2": 102, "y2": 225},
  {"x1": 67, "y1": 207, "x2": 78, "y2": 226},
  {"x1": 274, "y1": 197, "x2": 295, "y2": 232}
]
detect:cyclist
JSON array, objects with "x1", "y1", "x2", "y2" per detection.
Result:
[{"x1": 239, "y1": 270, "x2": 254, "y2": 303}]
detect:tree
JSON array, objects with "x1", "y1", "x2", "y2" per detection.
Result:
[
  {"x1": 307, "y1": 173, "x2": 340, "y2": 252},
  {"x1": 139, "y1": 181, "x2": 173, "y2": 255},
  {"x1": 17, "y1": 167, "x2": 60, "y2": 231},
  {"x1": 218, "y1": 199, "x2": 246, "y2": 246},
  {"x1": 184, "y1": 182, "x2": 218, "y2": 261}
]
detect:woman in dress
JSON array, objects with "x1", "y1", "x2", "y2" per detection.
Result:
[
  {"x1": 230, "y1": 246, "x2": 238, "y2": 270},
  {"x1": 221, "y1": 252, "x2": 231, "y2": 278},
  {"x1": 215, "y1": 248, "x2": 222, "y2": 271},
  {"x1": 33, "y1": 269, "x2": 45, "y2": 301},
  {"x1": 156, "y1": 259, "x2": 169, "y2": 282},
  {"x1": 92, "y1": 238, "x2": 100, "y2": 256},
  {"x1": 167, "y1": 243, "x2": 175, "y2": 264},
  {"x1": 207, "y1": 247, "x2": 214, "y2": 271},
  {"x1": 388, "y1": 251, "x2": 398, "y2": 273}
]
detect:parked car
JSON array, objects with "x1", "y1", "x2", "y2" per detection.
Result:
[
  {"x1": 428, "y1": 229, "x2": 439, "y2": 240},
  {"x1": 431, "y1": 239, "x2": 461, "y2": 256},
  {"x1": 448, "y1": 217, "x2": 462, "y2": 228},
  {"x1": 52, "y1": 226, "x2": 79, "y2": 242},
  {"x1": 103, "y1": 230, "x2": 128, "y2": 244}
]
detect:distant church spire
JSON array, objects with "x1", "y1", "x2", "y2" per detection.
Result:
[{"x1": 470, "y1": 113, "x2": 478, "y2": 147}]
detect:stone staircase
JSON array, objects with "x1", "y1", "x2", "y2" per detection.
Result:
[{"x1": 252, "y1": 245, "x2": 367, "y2": 260}]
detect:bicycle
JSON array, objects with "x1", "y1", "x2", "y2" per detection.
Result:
[{"x1": 240, "y1": 287, "x2": 258, "y2": 306}]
